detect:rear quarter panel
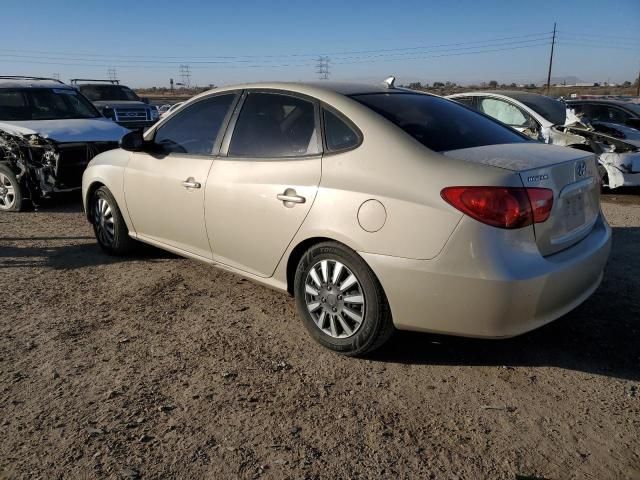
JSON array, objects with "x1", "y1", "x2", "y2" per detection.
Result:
[{"x1": 273, "y1": 97, "x2": 523, "y2": 285}]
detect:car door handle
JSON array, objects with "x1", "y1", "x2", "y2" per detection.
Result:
[
  {"x1": 182, "y1": 178, "x2": 201, "y2": 189},
  {"x1": 277, "y1": 189, "x2": 306, "y2": 205}
]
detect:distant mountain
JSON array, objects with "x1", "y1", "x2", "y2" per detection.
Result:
[{"x1": 544, "y1": 76, "x2": 585, "y2": 85}]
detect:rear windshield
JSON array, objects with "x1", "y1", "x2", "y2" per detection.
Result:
[
  {"x1": 512, "y1": 95, "x2": 567, "y2": 125},
  {"x1": 351, "y1": 93, "x2": 527, "y2": 152},
  {"x1": 79, "y1": 85, "x2": 140, "y2": 102}
]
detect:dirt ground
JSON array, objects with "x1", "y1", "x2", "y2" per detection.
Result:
[{"x1": 1, "y1": 191, "x2": 639, "y2": 480}]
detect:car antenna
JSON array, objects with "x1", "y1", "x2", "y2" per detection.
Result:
[{"x1": 383, "y1": 76, "x2": 396, "y2": 89}]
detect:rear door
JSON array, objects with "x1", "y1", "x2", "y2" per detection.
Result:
[
  {"x1": 124, "y1": 93, "x2": 238, "y2": 259},
  {"x1": 204, "y1": 91, "x2": 322, "y2": 277},
  {"x1": 519, "y1": 154, "x2": 600, "y2": 256}
]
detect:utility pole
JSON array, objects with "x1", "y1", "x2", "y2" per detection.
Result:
[
  {"x1": 546, "y1": 22, "x2": 556, "y2": 95},
  {"x1": 636, "y1": 62, "x2": 640, "y2": 97},
  {"x1": 316, "y1": 56, "x2": 330, "y2": 80},
  {"x1": 178, "y1": 64, "x2": 191, "y2": 88}
]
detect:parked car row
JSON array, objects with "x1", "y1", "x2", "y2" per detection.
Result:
[
  {"x1": 4, "y1": 74, "x2": 637, "y2": 355},
  {"x1": 0, "y1": 76, "x2": 176, "y2": 211},
  {"x1": 447, "y1": 91, "x2": 640, "y2": 190}
]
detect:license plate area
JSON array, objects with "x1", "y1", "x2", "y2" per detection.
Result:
[{"x1": 564, "y1": 192, "x2": 586, "y2": 231}]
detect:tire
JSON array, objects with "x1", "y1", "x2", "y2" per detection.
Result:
[
  {"x1": 90, "y1": 186, "x2": 136, "y2": 255},
  {"x1": 598, "y1": 164, "x2": 609, "y2": 191},
  {"x1": 0, "y1": 164, "x2": 23, "y2": 212},
  {"x1": 294, "y1": 241, "x2": 394, "y2": 356}
]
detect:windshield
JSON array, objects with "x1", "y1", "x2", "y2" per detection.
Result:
[
  {"x1": 0, "y1": 88, "x2": 101, "y2": 121},
  {"x1": 79, "y1": 85, "x2": 140, "y2": 102},
  {"x1": 351, "y1": 93, "x2": 527, "y2": 152},
  {"x1": 625, "y1": 103, "x2": 640, "y2": 116},
  {"x1": 512, "y1": 95, "x2": 567, "y2": 125}
]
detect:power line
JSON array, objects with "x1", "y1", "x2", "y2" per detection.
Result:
[
  {"x1": 555, "y1": 41, "x2": 639, "y2": 52},
  {"x1": 0, "y1": 31, "x2": 554, "y2": 62},
  {"x1": 558, "y1": 30, "x2": 640, "y2": 42},
  {"x1": 0, "y1": 37, "x2": 553, "y2": 66},
  {"x1": 0, "y1": 42, "x2": 553, "y2": 70}
]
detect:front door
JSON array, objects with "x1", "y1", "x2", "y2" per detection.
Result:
[
  {"x1": 124, "y1": 93, "x2": 237, "y2": 259},
  {"x1": 205, "y1": 91, "x2": 322, "y2": 277}
]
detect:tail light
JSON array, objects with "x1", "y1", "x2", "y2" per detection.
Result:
[{"x1": 441, "y1": 186, "x2": 553, "y2": 229}]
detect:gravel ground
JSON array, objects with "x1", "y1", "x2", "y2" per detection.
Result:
[{"x1": 1, "y1": 191, "x2": 639, "y2": 480}]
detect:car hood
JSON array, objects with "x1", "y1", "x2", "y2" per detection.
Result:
[
  {"x1": 91, "y1": 100, "x2": 148, "y2": 108},
  {"x1": 0, "y1": 118, "x2": 129, "y2": 143}
]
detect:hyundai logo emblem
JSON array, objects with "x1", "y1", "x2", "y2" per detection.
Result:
[{"x1": 576, "y1": 160, "x2": 587, "y2": 177}]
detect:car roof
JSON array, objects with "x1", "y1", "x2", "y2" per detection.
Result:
[
  {"x1": 0, "y1": 77, "x2": 72, "y2": 89},
  {"x1": 200, "y1": 81, "x2": 419, "y2": 98},
  {"x1": 565, "y1": 98, "x2": 637, "y2": 108},
  {"x1": 450, "y1": 90, "x2": 549, "y2": 102}
]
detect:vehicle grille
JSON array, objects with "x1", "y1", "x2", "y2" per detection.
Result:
[
  {"x1": 54, "y1": 142, "x2": 119, "y2": 188},
  {"x1": 114, "y1": 107, "x2": 149, "y2": 123}
]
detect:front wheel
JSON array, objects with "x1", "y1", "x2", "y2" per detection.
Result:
[
  {"x1": 294, "y1": 241, "x2": 394, "y2": 356},
  {"x1": 0, "y1": 164, "x2": 23, "y2": 212},
  {"x1": 91, "y1": 186, "x2": 136, "y2": 255}
]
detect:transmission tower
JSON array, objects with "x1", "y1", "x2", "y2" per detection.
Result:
[
  {"x1": 51, "y1": 73, "x2": 60, "y2": 81},
  {"x1": 107, "y1": 68, "x2": 118, "y2": 81},
  {"x1": 178, "y1": 64, "x2": 192, "y2": 88},
  {"x1": 316, "y1": 56, "x2": 330, "y2": 80}
]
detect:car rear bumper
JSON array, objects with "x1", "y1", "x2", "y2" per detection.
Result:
[{"x1": 361, "y1": 213, "x2": 611, "y2": 338}]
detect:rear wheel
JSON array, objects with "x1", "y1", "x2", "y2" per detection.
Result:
[
  {"x1": 598, "y1": 164, "x2": 609, "y2": 191},
  {"x1": 91, "y1": 186, "x2": 136, "y2": 255},
  {"x1": 294, "y1": 241, "x2": 394, "y2": 356},
  {"x1": 0, "y1": 164, "x2": 23, "y2": 212}
]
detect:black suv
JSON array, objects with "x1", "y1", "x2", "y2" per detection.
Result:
[
  {"x1": 71, "y1": 79, "x2": 159, "y2": 130},
  {"x1": 565, "y1": 98, "x2": 640, "y2": 130}
]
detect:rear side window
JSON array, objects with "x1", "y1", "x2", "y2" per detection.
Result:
[
  {"x1": 323, "y1": 109, "x2": 359, "y2": 152},
  {"x1": 452, "y1": 96, "x2": 475, "y2": 108},
  {"x1": 478, "y1": 98, "x2": 529, "y2": 127},
  {"x1": 154, "y1": 94, "x2": 235, "y2": 155},
  {"x1": 229, "y1": 93, "x2": 320, "y2": 158},
  {"x1": 352, "y1": 93, "x2": 526, "y2": 152}
]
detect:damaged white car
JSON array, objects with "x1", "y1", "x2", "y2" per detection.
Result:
[
  {"x1": 447, "y1": 91, "x2": 640, "y2": 189},
  {"x1": 0, "y1": 76, "x2": 129, "y2": 211}
]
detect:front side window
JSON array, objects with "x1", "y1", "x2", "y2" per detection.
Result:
[
  {"x1": 229, "y1": 93, "x2": 320, "y2": 157},
  {"x1": 452, "y1": 96, "x2": 475, "y2": 108},
  {"x1": 351, "y1": 93, "x2": 526, "y2": 152},
  {"x1": 154, "y1": 94, "x2": 235, "y2": 155},
  {"x1": 479, "y1": 98, "x2": 529, "y2": 127},
  {"x1": 323, "y1": 109, "x2": 359, "y2": 151},
  {"x1": 589, "y1": 105, "x2": 631, "y2": 125}
]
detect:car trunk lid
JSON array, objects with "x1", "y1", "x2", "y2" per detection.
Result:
[{"x1": 443, "y1": 143, "x2": 600, "y2": 256}]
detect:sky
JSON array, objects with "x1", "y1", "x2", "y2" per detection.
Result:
[{"x1": 1, "y1": 0, "x2": 639, "y2": 88}]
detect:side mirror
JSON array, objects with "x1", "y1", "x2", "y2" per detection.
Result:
[{"x1": 120, "y1": 130, "x2": 145, "y2": 152}]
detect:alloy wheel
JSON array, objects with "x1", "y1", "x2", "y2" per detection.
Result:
[
  {"x1": 304, "y1": 259, "x2": 366, "y2": 338},
  {"x1": 94, "y1": 197, "x2": 115, "y2": 246},
  {"x1": 0, "y1": 172, "x2": 16, "y2": 210}
]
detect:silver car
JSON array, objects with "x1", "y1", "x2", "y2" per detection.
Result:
[{"x1": 82, "y1": 80, "x2": 611, "y2": 355}]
